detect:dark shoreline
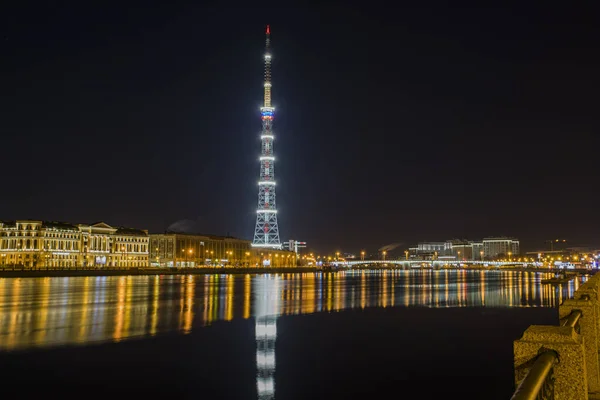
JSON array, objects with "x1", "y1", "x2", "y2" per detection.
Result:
[
  {"x1": 0, "y1": 265, "x2": 591, "y2": 278},
  {"x1": 0, "y1": 267, "x2": 318, "y2": 278}
]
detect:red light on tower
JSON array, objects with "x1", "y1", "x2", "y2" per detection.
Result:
[{"x1": 266, "y1": 25, "x2": 270, "y2": 34}]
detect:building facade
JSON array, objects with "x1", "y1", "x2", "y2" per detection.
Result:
[
  {"x1": 0, "y1": 220, "x2": 149, "y2": 268},
  {"x1": 150, "y1": 232, "x2": 296, "y2": 268},
  {"x1": 451, "y1": 241, "x2": 473, "y2": 260},
  {"x1": 408, "y1": 238, "x2": 518, "y2": 260},
  {"x1": 417, "y1": 242, "x2": 448, "y2": 253},
  {"x1": 483, "y1": 237, "x2": 520, "y2": 258},
  {"x1": 472, "y1": 242, "x2": 484, "y2": 260}
]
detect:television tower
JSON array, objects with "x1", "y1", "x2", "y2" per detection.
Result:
[{"x1": 253, "y1": 25, "x2": 281, "y2": 249}]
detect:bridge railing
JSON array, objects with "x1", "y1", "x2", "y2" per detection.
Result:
[{"x1": 512, "y1": 273, "x2": 600, "y2": 399}]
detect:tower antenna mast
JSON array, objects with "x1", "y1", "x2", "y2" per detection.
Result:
[{"x1": 252, "y1": 25, "x2": 281, "y2": 249}]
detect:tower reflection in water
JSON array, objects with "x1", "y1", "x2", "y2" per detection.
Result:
[
  {"x1": 0, "y1": 270, "x2": 586, "y2": 352},
  {"x1": 254, "y1": 275, "x2": 279, "y2": 400}
]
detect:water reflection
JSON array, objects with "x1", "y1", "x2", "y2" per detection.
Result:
[
  {"x1": 255, "y1": 276, "x2": 279, "y2": 399},
  {"x1": 0, "y1": 270, "x2": 583, "y2": 352}
]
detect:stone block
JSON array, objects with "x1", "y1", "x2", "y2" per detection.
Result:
[
  {"x1": 514, "y1": 325, "x2": 588, "y2": 400},
  {"x1": 560, "y1": 299, "x2": 600, "y2": 393}
]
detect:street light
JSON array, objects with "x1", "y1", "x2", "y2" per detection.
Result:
[
  {"x1": 480, "y1": 251, "x2": 484, "y2": 262},
  {"x1": 360, "y1": 251, "x2": 365, "y2": 261},
  {"x1": 382, "y1": 251, "x2": 387, "y2": 261},
  {"x1": 404, "y1": 250, "x2": 409, "y2": 260}
]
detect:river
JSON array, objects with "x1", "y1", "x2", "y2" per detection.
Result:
[{"x1": 0, "y1": 270, "x2": 582, "y2": 399}]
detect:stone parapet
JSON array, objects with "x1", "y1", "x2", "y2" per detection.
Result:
[
  {"x1": 513, "y1": 273, "x2": 600, "y2": 399},
  {"x1": 514, "y1": 325, "x2": 587, "y2": 399}
]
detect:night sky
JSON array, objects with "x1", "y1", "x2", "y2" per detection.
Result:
[{"x1": 2, "y1": 4, "x2": 599, "y2": 254}]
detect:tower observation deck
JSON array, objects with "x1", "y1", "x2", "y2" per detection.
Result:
[{"x1": 252, "y1": 25, "x2": 281, "y2": 249}]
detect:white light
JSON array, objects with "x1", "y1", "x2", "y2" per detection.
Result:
[
  {"x1": 260, "y1": 156, "x2": 274, "y2": 161},
  {"x1": 256, "y1": 352, "x2": 276, "y2": 369},
  {"x1": 261, "y1": 135, "x2": 274, "y2": 140},
  {"x1": 260, "y1": 106, "x2": 275, "y2": 112},
  {"x1": 257, "y1": 210, "x2": 277, "y2": 213},
  {"x1": 264, "y1": 82, "x2": 272, "y2": 87},
  {"x1": 257, "y1": 377, "x2": 275, "y2": 395},
  {"x1": 256, "y1": 323, "x2": 277, "y2": 337},
  {"x1": 259, "y1": 181, "x2": 276, "y2": 185},
  {"x1": 265, "y1": 54, "x2": 272, "y2": 59},
  {"x1": 251, "y1": 243, "x2": 282, "y2": 248}
]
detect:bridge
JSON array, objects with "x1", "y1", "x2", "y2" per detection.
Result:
[
  {"x1": 337, "y1": 259, "x2": 541, "y2": 268},
  {"x1": 511, "y1": 271, "x2": 600, "y2": 399}
]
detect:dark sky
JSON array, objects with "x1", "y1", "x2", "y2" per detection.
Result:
[{"x1": 2, "y1": 3, "x2": 599, "y2": 254}]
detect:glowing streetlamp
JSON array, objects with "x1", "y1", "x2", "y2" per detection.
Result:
[
  {"x1": 360, "y1": 251, "x2": 365, "y2": 261},
  {"x1": 382, "y1": 251, "x2": 387, "y2": 261}
]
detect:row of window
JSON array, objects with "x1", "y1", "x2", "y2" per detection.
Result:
[{"x1": 0, "y1": 240, "x2": 148, "y2": 253}]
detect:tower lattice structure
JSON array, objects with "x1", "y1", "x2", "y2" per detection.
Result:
[{"x1": 253, "y1": 25, "x2": 281, "y2": 249}]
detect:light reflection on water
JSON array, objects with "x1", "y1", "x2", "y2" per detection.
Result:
[
  {"x1": 0, "y1": 270, "x2": 581, "y2": 352},
  {"x1": 0, "y1": 270, "x2": 579, "y2": 350},
  {"x1": 0, "y1": 270, "x2": 584, "y2": 400}
]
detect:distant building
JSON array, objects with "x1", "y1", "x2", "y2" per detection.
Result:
[
  {"x1": 417, "y1": 242, "x2": 447, "y2": 253},
  {"x1": 150, "y1": 232, "x2": 295, "y2": 268},
  {"x1": 451, "y1": 241, "x2": 473, "y2": 260},
  {"x1": 0, "y1": 220, "x2": 149, "y2": 268},
  {"x1": 472, "y1": 242, "x2": 484, "y2": 260},
  {"x1": 409, "y1": 241, "x2": 453, "y2": 259},
  {"x1": 483, "y1": 237, "x2": 520, "y2": 258},
  {"x1": 408, "y1": 238, "x2": 518, "y2": 260}
]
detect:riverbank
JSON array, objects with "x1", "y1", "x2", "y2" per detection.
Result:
[
  {"x1": 0, "y1": 265, "x2": 592, "y2": 278},
  {"x1": 0, "y1": 266, "x2": 319, "y2": 278},
  {"x1": 348, "y1": 264, "x2": 593, "y2": 274}
]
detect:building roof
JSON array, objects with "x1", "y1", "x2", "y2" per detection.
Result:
[
  {"x1": 89, "y1": 222, "x2": 115, "y2": 229},
  {"x1": 161, "y1": 231, "x2": 246, "y2": 241},
  {"x1": 42, "y1": 221, "x2": 79, "y2": 230},
  {"x1": 115, "y1": 227, "x2": 148, "y2": 236}
]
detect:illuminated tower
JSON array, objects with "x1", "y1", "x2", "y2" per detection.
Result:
[{"x1": 253, "y1": 25, "x2": 281, "y2": 249}]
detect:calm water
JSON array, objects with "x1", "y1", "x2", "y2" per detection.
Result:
[{"x1": 0, "y1": 270, "x2": 583, "y2": 399}]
